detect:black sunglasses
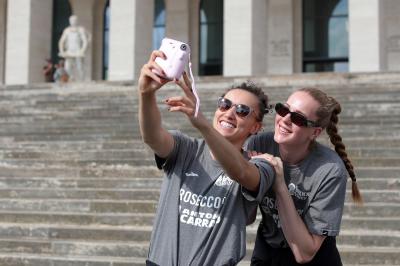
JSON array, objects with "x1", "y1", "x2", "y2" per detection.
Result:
[
  {"x1": 217, "y1": 97, "x2": 256, "y2": 119},
  {"x1": 274, "y1": 102, "x2": 319, "y2": 127}
]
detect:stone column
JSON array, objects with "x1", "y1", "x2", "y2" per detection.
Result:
[
  {"x1": 188, "y1": 0, "x2": 200, "y2": 76},
  {"x1": 349, "y1": 0, "x2": 381, "y2": 72},
  {"x1": 224, "y1": 0, "x2": 268, "y2": 76},
  {"x1": 292, "y1": 0, "x2": 302, "y2": 73},
  {"x1": 91, "y1": 0, "x2": 108, "y2": 80},
  {"x1": 5, "y1": 0, "x2": 53, "y2": 84},
  {"x1": 0, "y1": 0, "x2": 6, "y2": 84},
  {"x1": 165, "y1": 0, "x2": 190, "y2": 43},
  {"x1": 69, "y1": 0, "x2": 96, "y2": 81},
  {"x1": 380, "y1": 0, "x2": 400, "y2": 71},
  {"x1": 108, "y1": 0, "x2": 153, "y2": 81},
  {"x1": 266, "y1": 0, "x2": 294, "y2": 74}
]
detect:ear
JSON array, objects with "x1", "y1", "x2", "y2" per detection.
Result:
[
  {"x1": 250, "y1": 121, "x2": 262, "y2": 135},
  {"x1": 310, "y1": 127, "x2": 323, "y2": 140}
]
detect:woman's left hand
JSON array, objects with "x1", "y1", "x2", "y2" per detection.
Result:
[
  {"x1": 165, "y1": 72, "x2": 208, "y2": 128},
  {"x1": 249, "y1": 152, "x2": 285, "y2": 191}
]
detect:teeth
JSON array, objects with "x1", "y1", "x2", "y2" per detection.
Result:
[
  {"x1": 220, "y1": 121, "x2": 234, "y2": 128},
  {"x1": 279, "y1": 125, "x2": 290, "y2": 134}
]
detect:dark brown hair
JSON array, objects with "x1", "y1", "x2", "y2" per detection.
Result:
[
  {"x1": 222, "y1": 81, "x2": 270, "y2": 122},
  {"x1": 299, "y1": 87, "x2": 363, "y2": 205}
]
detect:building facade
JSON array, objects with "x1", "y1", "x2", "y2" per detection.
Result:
[{"x1": 0, "y1": 0, "x2": 400, "y2": 85}]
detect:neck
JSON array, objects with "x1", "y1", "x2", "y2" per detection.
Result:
[{"x1": 279, "y1": 143, "x2": 311, "y2": 165}]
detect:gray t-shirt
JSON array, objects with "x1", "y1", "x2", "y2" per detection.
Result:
[
  {"x1": 245, "y1": 132, "x2": 347, "y2": 248},
  {"x1": 147, "y1": 131, "x2": 275, "y2": 266}
]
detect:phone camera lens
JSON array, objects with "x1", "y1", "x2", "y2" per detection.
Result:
[{"x1": 180, "y1": 44, "x2": 187, "y2": 51}]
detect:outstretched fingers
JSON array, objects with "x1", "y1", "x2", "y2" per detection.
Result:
[{"x1": 166, "y1": 96, "x2": 195, "y2": 115}]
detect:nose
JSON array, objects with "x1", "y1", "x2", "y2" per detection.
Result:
[
  {"x1": 280, "y1": 112, "x2": 292, "y2": 125},
  {"x1": 224, "y1": 106, "x2": 237, "y2": 119}
]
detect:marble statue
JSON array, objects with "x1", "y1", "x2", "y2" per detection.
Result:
[{"x1": 58, "y1": 15, "x2": 89, "y2": 82}]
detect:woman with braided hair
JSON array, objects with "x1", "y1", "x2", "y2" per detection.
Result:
[{"x1": 246, "y1": 87, "x2": 362, "y2": 265}]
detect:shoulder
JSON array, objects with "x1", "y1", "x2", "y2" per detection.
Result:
[
  {"x1": 170, "y1": 130, "x2": 204, "y2": 151},
  {"x1": 78, "y1": 27, "x2": 87, "y2": 35},
  {"x1": 310, "y1": 142, "x2": 347, "y2": 178},
  {"x1": 245, "y1": 131, "x2": 274, "y2": 150}
]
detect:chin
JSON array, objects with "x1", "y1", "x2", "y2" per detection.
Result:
[{"x1": 274, "y1": 131, "x2": 290, "y2": 145}]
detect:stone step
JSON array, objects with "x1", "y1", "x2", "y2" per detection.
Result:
[
  {"x1": 0, "y1": 187, "x2": 398, "y2": 203},
  {"x1": 1, "y1": 209, "x2": 399, "y2": 230},
  {"x1": 0, "y1": 238, "x2": 149, "y2": 258},
  {"x1": 245, "y1": 228, "x2": 400, "y2": 248},
  {"x1": 0, "y1": 188, "x2": 161, "y2": 200},
  {"x1": 2, "y1": 86, "x2": 400, "y2": 105},
  {"x1": 0, "y1": 232, "x2": 398, "y2": 264},
  {"x1": 0, "y1": 165, "x2": 397, "y2": 179},
  {"x1": 1, "y1": 146, "x2": 399, "y2": 160},
  {"x1": 2, "y1": 84, "x2": 399, "y2": 100},
  {"x1": 0, "y1": 177, "x2": 397, "y2": 190},
  {"x1": 0, "y1": 223, "x2": 153, "y2": 242},
  {"x1": 242, "y1": 244, "x2": 400, "y2": 265},
  {"x1": 0, "y1": 137, "x2": 400, "y2": 151},
  {"x1": 2, "y1": 96, "x2": 399, "y2": 112},
  {"x1": 336, "y1": 230, "x2": 400, "y2": 248},
  {"x1": 3, "y1": 130, "x2": 400, "y2": 142},
  {"x1": 0, "y1": 150, "x2": 154, "y2": 161},
  {"x1": 1, "y1": 223, "x2": 397, "y2": 248},
  {"x1": 0, "y1": 211, "x2": 155, "y2": 226},
  {"x1": 0, "y1": 158, "x2": 158, "y2": 167},
  {"x1": 0, "y1": 165, "x2": 163, "y2": 178},
  {"x1": 4, "y1": 241, "x2": 396, "y2": 266},
  {"x1": 0, "y1": 148, "x2": 397, "y2": 166},
  {"x1": 0, "y1": 199, "x2": 158, "y2": 213},
  {"x1": 2, "y1": 107, "x2": 399, "y2": 122},
  {"x1": 0, "y1": 177, "x2": 163, "y2": 189},
  {"x1": 338, "y1": 246, "x2": 400, "y2": 265},
  {"x1": 0, "y1": 253, "x2": 144, "y2": 266},
  {"x1": 344, "y1": 202, "x2": 400, "y2": 217},
  {"x1": 0, "y1": 198, "x2": 398, "y2": 217},
  {"x1": 0, "y1": 157, "x2": 398, "y2": 168}
]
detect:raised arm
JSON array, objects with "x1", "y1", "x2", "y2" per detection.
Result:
[
  {"x1": 138, "y1": 51, "x2": 174, "y2": 158},
  {"x1": 194, "y1": 118, "x2": 262, "y2": 191}
]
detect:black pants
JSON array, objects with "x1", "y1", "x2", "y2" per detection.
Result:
[{"x1": 251, "y1": 230, "x2": 342, "y2": 266}]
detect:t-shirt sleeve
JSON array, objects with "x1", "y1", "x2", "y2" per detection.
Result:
[
  {"x1": 304, "y1": 168, "x2": 347, "y2": 236},
  {"x1": 244, "y1": 131, "x2": 275, "y2": 153},
  {"x1": 154, "y1": 130, "x2": 196, "y2": 175},
  {"x1": 241, "y1": 158, "x2": 275, "y2": 203}
]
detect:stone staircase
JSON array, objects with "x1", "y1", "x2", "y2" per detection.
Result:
[{"x1": 0, "y1": 72, "x2": 399, "y2": 265}]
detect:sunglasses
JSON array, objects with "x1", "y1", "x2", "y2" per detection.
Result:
[
  {"x1": 217, "y1": 97, "x2": 257, "y2": 119},
  {"x1": 274, "y1": 102, "x2": 319, "y2": 127}
]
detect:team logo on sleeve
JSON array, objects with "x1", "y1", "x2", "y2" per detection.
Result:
[{"x1": 215, "y1": 173, "x2": 234, "y2": 187}]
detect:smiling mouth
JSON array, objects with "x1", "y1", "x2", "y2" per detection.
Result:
[
  {"x1": 278, "y1": 124, "x2": 291, "y2": 134},
  {"x1": 220, "y1": 121, "x2": 235, "y2": 129}
]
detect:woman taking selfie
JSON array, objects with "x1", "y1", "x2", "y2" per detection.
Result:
[{"x1": 138, "y1": 50, "x2": 276, "y2": 266}]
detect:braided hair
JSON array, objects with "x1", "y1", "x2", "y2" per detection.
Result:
[{"x1": 299, "y1": 88, "x2": 363, "y2": 205}]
